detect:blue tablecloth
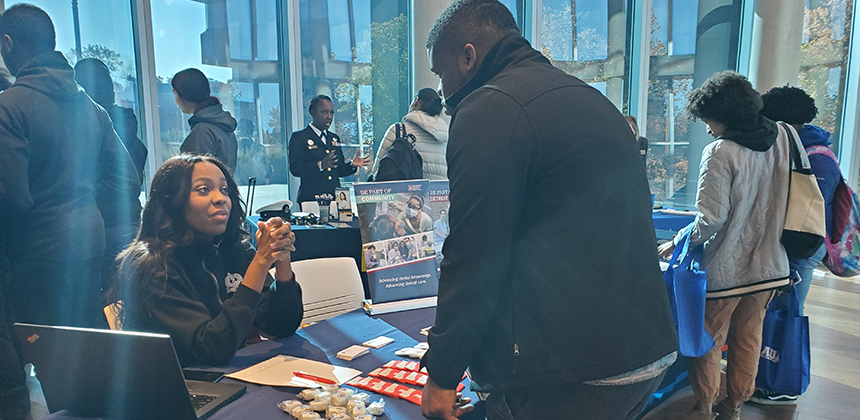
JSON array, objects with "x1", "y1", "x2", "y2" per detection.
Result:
[
  {"x1": 652, "y1": 210, "x2": 696, "y2": 240},
  {"x1": 43, "y1": 309, "x2": 475, "y2": 420}
]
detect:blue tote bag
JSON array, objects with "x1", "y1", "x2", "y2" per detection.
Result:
[
  {"x1": 663, "y1": 229, "x2": 715, "y2": 357},
  {"x1": 755, "y1": 284, "x2": 811, "y2": 395}
]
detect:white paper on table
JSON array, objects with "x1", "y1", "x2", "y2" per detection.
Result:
[
  {"x1": 659, "y1": 209, "x2": 698, "y2": 216},
  {"x1": 225, "y1": 355, "x2": 362, "y2": 388}
]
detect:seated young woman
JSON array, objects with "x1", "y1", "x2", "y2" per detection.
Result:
[{"x1": 111, "y1": 154, "x2": 303, "y2": 367}]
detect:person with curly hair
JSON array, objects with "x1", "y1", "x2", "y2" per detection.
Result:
[
  {"x1": 751, "y1": 86, "x2": 840, "y2": 405},
  {"x1": 658, "y1": 71, "x2": 794, "y2": 420},
  {"x1": 110, "y1": 155, "x2": 303, "y2": 367}
]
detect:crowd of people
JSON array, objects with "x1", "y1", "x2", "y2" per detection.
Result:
[{"x1": 0, "y1": 1, "x2": 842, "y2": 420}]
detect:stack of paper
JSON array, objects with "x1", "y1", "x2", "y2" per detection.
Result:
[{"x1": 337, "y1": 345, "x2": 369, "y2": 361}]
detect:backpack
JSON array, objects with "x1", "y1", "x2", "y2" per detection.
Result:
[
  {"x1": 806, "y1": 145, "x2": 860, "y2": 276},
  {"x1": 371, "y1": 123, "x2": 423, "y2": 182}
]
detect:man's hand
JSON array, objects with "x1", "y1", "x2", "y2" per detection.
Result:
[
  {"x1": 657, "y1": 240, "x2": 676, "y2": 260},
  {"x1": 321, "y1": 150, "x2": 338, "y2": 170},
  {"x1": 351, "y1": 150, "x2": 370, "y2": 169},
  {"x1": 421, "y1": 377, "x2": 473, "y2": 420}
]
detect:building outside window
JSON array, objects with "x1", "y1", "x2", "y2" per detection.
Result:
[
  {"x1": 151, "y1": 0, "x2": 288, "y2": 204},
  {"x1": 798, "y1": 0, "x2": 853, "y2": 155},
  {"x1": 298, "y1": 0, "x2": 410, "y2": 186},
  {"x1": 538, "y1": 0, "x2": 629, "y2": 110}
]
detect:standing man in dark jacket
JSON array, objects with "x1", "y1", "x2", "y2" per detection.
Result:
[
  {"x1": 420, "y1": 2, "x2": 678, "y2": 419},
  {"x1": 0, "y1": 5, "x2": 140, "y2": 419},
  {"x1": 289, "y1": 95, "x2": 368, "y2": 204}
]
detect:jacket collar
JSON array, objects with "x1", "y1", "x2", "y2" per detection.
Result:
[
  {"x1": 443, "y1": 34, "x2": 549, "y2": 114},
  {"x1": 717, "y1": 116, "x2": 778, "y2": 152}
]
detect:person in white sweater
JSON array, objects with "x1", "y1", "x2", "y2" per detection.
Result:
[{"x1": 371, "y1": 88, "x2": 449, "y2": 179}]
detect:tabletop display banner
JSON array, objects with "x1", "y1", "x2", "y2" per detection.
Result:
[
  {"x1": 428, "y1": 180, "x2": 450, "y2": 272},
  {"x1": 355, "y1": 180, "x2": 439, "y2": 314}
]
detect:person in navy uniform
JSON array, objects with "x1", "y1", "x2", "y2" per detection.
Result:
[{"x1": 289, "y1": 95, "x2": 368, "y2": 204}]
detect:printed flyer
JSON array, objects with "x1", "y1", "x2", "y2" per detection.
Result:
[
  {"x1": 355, "y1": 180, "x2": 439, "y2": 304},
  {"x1": 428, "y1": 180, "x2": 449, "y2": 270}
]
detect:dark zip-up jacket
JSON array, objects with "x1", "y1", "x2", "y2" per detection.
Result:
[
  {"x1": 123, "y1": 241, "x2": 303, "y2": 367},
  {"x1": 0, "y1": 51, "x2": 140, "y2": 261},
  {"x1": 422, "y1": 34, "x2": 678, "y2": 392}
]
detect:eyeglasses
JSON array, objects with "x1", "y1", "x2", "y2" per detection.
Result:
[{"x1": 408, "y1": 204, "x2": 420, "y2": 210}]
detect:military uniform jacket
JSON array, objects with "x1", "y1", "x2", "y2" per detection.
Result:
[{"x1": 288, "y1": 125, "x2": 354, "y2": 204}]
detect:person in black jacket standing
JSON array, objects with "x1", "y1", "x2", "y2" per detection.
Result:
[
  {"x1": 0, "y1": 5, "x2": 140, "y2": 419},
  {"x1": 289, "y1": 95, "x2": 368, "y2": 204},
  {"x1": 420, "y1": 2, "x2": 678, "y2": 419}
]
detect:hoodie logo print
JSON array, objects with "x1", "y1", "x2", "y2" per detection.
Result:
[{"x1": 225, "y1": 273, "x2": 242, "y2": 293}]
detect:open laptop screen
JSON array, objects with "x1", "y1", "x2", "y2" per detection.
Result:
[{"x1": 13, "y1": 323, "x2": 241, "y2": 420}]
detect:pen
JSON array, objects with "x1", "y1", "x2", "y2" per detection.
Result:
[{"x1": 293, "y1": 371, "x2": 337, "y2": 385}]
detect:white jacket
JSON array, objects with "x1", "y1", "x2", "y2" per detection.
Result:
[
  {"x1": 684, "y1": 123, "x2": 798, "y2": 298},
  {"x1": 371, "y1": 110, "x2": 449, "y2": 179}
]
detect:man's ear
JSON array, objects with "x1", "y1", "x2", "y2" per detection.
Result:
[
  {"x1": 0, "y1": 35, "x2": 13, "y2": 54},
  {"x1": 458, "y1": 43, "x2": 479, "y2": 75}
]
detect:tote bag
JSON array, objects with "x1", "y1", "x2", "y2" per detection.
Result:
[
  {"x1": 663, "y1": 229, "x2": 715, "y2": 357},
  {"x1": 806, "y1": 145, "x2": 860, "y2": 277},
  {"x1": 780, "y1": 123, "x2": 826, "y2": 259},
  {"x1": 755, "y1": 284, "x2": 811, "y2": 395}
]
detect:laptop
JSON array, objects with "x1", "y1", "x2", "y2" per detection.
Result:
[{"x1": 14, "y1": 323, "x2": 246, "y2": 420}]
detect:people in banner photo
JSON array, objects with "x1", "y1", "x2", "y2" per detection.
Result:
[
  {"x1": 396, "y1": 195, "x2": 433, "y2": 236},
  {"x1": 420, "y1": 235, "x2": 436, "y2": 258},
  {"x1": 386, "y1": 241, "x2": 400, "y2": 263},
  {"x1": 364, "y1": 244, "x2": 381, "y2": 269}
]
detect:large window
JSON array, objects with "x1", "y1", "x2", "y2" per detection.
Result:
[
  {"x1": 537, "y1": 0, "x2": 629, "y2": 110},
  {"x1": 646, "y1": 0, "x2": 742, "y2": 207},
  {"x1": 298, "y1": 0, "x2": 410, "y2": 185},
  {"x1": 150, "y1": 0, "x2": 289, "y2": 209},
  {"x1": 10, "y1": 0, "x2": 141, "y2": 154},
  {"x1": 798, "y1": 0, "x2": 853, "y2": 155}
]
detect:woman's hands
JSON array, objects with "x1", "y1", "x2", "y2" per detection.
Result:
[{"x1": 255, "y1": 217, "x2": 296, "y2": 265}]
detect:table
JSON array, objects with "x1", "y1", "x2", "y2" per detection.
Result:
[{"x1": 44, "y1": 309, "x2": 477, "y2": 420}]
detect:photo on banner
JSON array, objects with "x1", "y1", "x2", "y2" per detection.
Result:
[
  {"x1": 355, "y1": 180, "x2": 439, "y2": 304},
  {"x1": 428, "y1": 180, "x2": 449, "y2": 271}
]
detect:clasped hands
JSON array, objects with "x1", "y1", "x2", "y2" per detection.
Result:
[{"x1": 255, "y1": 217, "x2": 296, "y2": 264}]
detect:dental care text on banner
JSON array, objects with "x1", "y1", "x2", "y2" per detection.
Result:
[{"x1": 355, "y1": 180, "x2": 439, "y2": 314}]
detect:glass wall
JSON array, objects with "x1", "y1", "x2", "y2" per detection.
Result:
[
  {"x1": 150, "y1": 0, "x2": 289, "y2": 200},
  {"x1": 646, "y1": 0, "x2": 743, "y2": 207},
  {"x1": 537, "y1": 0, "x2": 629, "y2": 110},
  {"x1": 298, "y1": 0, "x2": 410, "y2": 185},
  {"x1": 798, "y1": 0, "x2": 853, "y2": 155},
  {"x1": 9, "y1": 0, "x2": 141, "y2": 150}
]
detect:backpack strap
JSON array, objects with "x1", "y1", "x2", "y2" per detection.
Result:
[{"x1": 806, "y1": 145, "x2": 838, "y2": 164}]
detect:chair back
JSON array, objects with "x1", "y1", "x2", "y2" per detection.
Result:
[{"x1": 289, "y1": 257, "x2": 365, "y2": 323}]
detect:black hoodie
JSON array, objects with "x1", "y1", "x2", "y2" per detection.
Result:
[
  {"x1": 0, "y1": 51, "x2": 140, "y2": 261},
  {"x1": 181, "y1": 104, "x2": 238, "y2": 174},
  {"x1": 423, "y1": 35, "x2": 678, "y2": 392}
]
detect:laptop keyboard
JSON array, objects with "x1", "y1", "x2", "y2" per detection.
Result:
[{"x1": 190, "y1": 393, "x2": 217, "y2": 411}]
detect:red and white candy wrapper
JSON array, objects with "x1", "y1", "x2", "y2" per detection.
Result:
[
  {"x1": 346, "y1": 376, "x2": 425, "y2": 406},
  {"x1": 369, "y1": 367, "x2": 428, "y2": 387},
  {"x1": 371, "y1": 365, "x2": 466, "y2": 392}
]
